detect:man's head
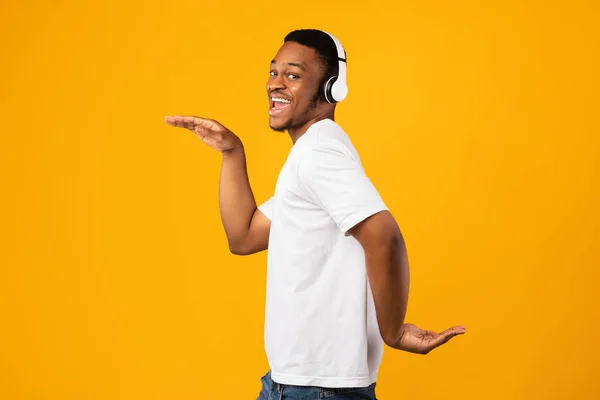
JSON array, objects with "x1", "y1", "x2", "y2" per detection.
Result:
[{"x1": 267, "y1": 29, "x2": 346, "y2": 135}]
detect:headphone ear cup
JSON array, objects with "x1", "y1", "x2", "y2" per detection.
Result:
[
  {"x1": 330, "y1": 78, "x2": 348, "y2": 103},
  {"x1": 323, "y1": 76, "x2": 337, "y2": 104}
]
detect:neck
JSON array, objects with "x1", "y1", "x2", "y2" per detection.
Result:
[{"x1": 288, "y1": 109, "x2": 335, "y2": 144}]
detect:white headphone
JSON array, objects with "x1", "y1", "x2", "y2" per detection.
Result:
[{"x1": 321, "y1": 31, "x2": 348, "y2": 104}]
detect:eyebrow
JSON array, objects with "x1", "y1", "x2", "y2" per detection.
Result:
[{"x1": 271, "y1": 59, "x2": 307, "y2": 71}]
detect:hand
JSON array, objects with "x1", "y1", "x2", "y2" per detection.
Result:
[
  {"x1": 165, "y1": 115, "x2": 242, "y2": 153},
  {"x1": 394, "y1": 323, "x2": 466, "y2": 355}
]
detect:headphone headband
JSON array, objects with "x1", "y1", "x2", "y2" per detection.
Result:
[{"x1": 321, "y1": 31, "x2": 348, "y2": 104}]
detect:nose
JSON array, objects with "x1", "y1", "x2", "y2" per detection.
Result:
[{"x1": 267, "y1": 73, "x2": 285, "y2": 92}]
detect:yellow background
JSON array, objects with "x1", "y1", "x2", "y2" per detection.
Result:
[{"x1": 1, "y1": 0, "x2": 599, "y2": 398}]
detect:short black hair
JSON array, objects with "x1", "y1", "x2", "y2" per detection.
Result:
[{"x1": 284, "y1": 29, "x2": 343, "y2": 81}]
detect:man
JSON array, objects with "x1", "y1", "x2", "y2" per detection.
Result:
[{"x1": 165, "y1": 29, "x2": 465, "y2": 400}]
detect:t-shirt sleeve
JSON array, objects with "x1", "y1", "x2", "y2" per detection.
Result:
[
  {"x1": 296, "y1": 144, "x2": 388, "y2": 234},
  {"x1": 257, "y1": 196, "x2": 274, "y2": 221}
]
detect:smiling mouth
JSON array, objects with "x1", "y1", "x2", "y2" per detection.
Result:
[{"x1": 269, "y1": 97, "x2": 291, "y2": 116}]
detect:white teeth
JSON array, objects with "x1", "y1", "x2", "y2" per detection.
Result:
[{"x1": 272, "y1": 98, "x2": 291, "y2": 103}]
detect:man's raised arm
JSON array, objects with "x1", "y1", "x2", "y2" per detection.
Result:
[{"x1": 165, "y1": 115, "x2": 271, "y2": 255}]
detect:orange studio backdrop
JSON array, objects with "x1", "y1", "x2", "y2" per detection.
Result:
[{"x1": 1, "y1": 0, "x2": 598, "y2": 399}]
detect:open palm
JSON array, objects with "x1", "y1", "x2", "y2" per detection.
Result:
[
  {"x1": 165, "y1": 115, "x2": 241, "y2": 152},
  {"x1": 395, "y1": 323, "x2": 466, "y2": 354}
]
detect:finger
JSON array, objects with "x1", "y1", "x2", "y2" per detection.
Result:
[
  {"x1": 201, "y1": 135, "x2": 218, "y2": 147},
  {"x1": 188, "y1": 116, "x2": 221, "y2": 131},
  {"x1": 181, "y1": 116, "x2": 198, "y2": 126},
  {"x1": 176, "y1": 115, "x2": 214, "y2": 128},
  {"x1": 165, "y1": 116, "x2": 180, "y2": 126},
  {"x1": 449, "y1": 325, "x2": 466, "y2": 335},
  {"x1": 164, "y1": 116, "x2": 202, "y2": 129},
  {"x1": 179, "y1": 116, "x2": 199, "y2": 131},
  {"x1": 165, "y1": 116, "x2": 188, "y2": 126},
  {"x1": 194, "y1": 125, "x2": 218, "y2": 138},
  {"x1": 442, "y1": 326, "x2": 466, "y2": 339},
  {"x1": 422, "y1": 327, "x2": 463, "y2": 351},
  {"x1": 165, "y1": 116, "x2": 193, "y2": 129},
  {"x1": 437, "y1": 326, "x2": 465, "y2": 344}
]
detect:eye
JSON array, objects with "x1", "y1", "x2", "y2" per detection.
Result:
[
  {"x1": 270, "y1": 71, "x2": 277, "y2": 76},
  {"x1": 287, "y1": 73, "x2": 299, "y2": 80}
]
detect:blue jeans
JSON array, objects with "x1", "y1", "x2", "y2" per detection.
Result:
[{"x1": 257, "y1": 371, "x2": 378, "y2": 400}]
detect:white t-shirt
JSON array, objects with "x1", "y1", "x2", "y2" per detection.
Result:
[{"x1": 258, "y1": 118, "x2": 388, "y2": 388}]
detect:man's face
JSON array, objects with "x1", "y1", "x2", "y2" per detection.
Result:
[{"x1": 266, "y1": 41, "x2": 326, "y2": 132}]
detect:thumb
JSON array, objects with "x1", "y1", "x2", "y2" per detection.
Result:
[{"x1": 194, "y1": 125, "x2": 214, "y2": 139}]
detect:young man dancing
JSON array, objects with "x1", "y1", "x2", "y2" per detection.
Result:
[{"x1": 165, "y1": 29, "x2": 465, "y2": 400}]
